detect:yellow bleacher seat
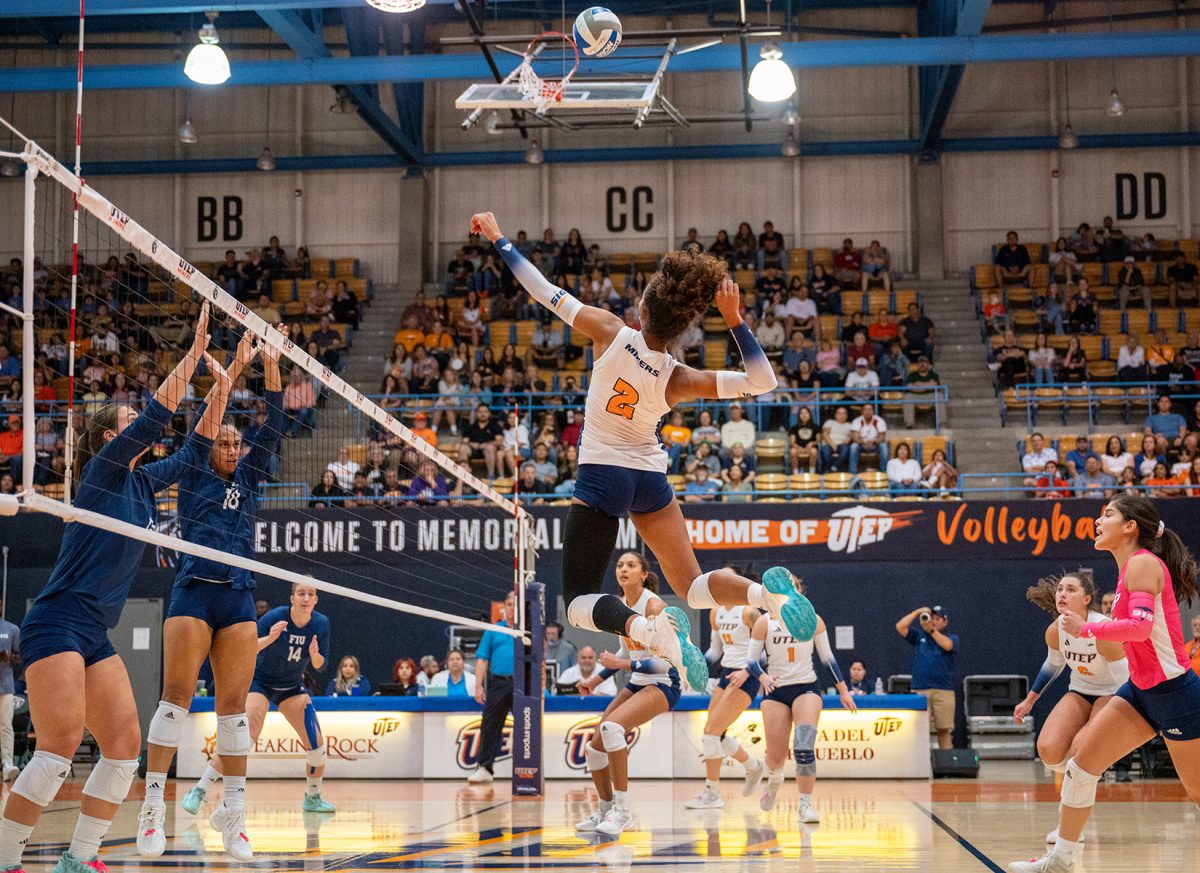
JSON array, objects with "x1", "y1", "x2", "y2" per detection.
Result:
[
  {"x1": 1099, "y1": 311, "x2": 1123, "y2": 335},
  {"x1": 893, "y1": 289, "x2": 919, "y2": 312},
  {"x1": 974, "y1": 265, "x2": 998, "y2": 289}
]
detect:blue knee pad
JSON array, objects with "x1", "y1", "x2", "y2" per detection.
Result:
[
  {"x1": 793, "y1": 723, "x2": 817, "y2": 776},
  {"x1": 303, "y1": 702, "x2": 321, "y2": 750}
]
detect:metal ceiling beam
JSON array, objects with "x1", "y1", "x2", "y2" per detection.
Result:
[
  {"x1": 257, "y1": 8, "x2": 423, "y2": 164},
  {"x1": 3, "y1": 29, "x2": 1198, "y2": 92},
  {"x1": 1, "y1": 0, "x2": 918, "y2": 15},
  {"x1": 919, "y1": 0, "x2": 993, "y2": 154}
]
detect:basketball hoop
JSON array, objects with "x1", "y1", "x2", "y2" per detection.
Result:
[{"x1": 516, "y1": 32, "x2": 580, "y2": 116}]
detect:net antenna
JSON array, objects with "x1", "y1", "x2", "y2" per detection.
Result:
[{"x1": 4, "y1": 127, "x2": 533, "y2": 639}]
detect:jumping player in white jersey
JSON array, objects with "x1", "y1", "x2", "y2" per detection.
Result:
[
  {"x1": 1012, "y1": 571, "x2": 1128, "y2": 844},
  {"x1": 575, "y1": 553, "x2": 681, "y2": 837},
  {"x1": 1009, "y1": 495, "x2": 1200, "y2": 873},
  {"x1": 472, "y1": 212, "x2": 815, "y2": 693},
  {"x1": 749, "y1": 574, "x2": 856, "y2": 823},
  {"x1": 684, "y1": 602, "x2": 764, "y2": 809}
]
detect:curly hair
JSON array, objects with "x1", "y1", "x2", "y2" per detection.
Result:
[
  {"x1": 1026, "y1": 569, "x2": 1095, "y2": 615},
  {"x1": 641, "y1": 251, "x2": 728, "y2": 342}
]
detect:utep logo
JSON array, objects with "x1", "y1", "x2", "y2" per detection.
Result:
[
  {"x1": 456, "y1": 717, "x2": 514, "y2": 769},
  {"x1": 372, "y1": 717, "x2": 402, "y2": 737},
  {"x1": 176, "y1": 259, "x2": 196, "y2": 279},
  {"x1": 873, "y1": 716, "x2": 902, "y2": 737},
  {"x1": 107, "y1": 206, "x2": 130, "y2": 232},
  {"x1": 283, "y1": 339, "x2": 295, "y2": 352},
  {"x1": 321, "y1": 367, "x2": 332, "y2": 382},
  {"x1": 564, "y1": 717, "x2": 640, "y2": 771},
  {"x1": 234, "y1": 302, "x2": 249, "y2": 320},
  {"x1": 827, "y1": 506, "x2": 897, "y2": 554}
]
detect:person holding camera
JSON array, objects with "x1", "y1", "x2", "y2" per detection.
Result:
[{"x1": 895, "y1": 605, "x2": 958, "y2": 749}]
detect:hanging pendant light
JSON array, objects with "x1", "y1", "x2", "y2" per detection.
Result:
[
  {"x1": 748, "y1": 43, "x2": 796, "y2": 103},
  {"x1": 485, "y1": 111, "x2": 503, "y2": 135},
  {"x1": 525, "y1": 139, "x2": 544, "y2": 165},
  {"x1": 781, "y1": 101, "x2": 800, "y2": 127},
  {"x1": 1105, "y1": 87, "x2": 1125, "y2": 118},
  {"x1": 177, "y1": 117, "x2": 198, "y2": 144},
  {"x1": 184, "y1": 11, "x2": 231, "y2": 85},
  {"x1": 1059, "y1": 58, "x2": 1078, "y2": 149},
  {"x1": 0, "y1": 159, "x2": 19, "y2": 178},
  {"x1": 781, "y1": 129, "x2": 800, "y2": 157},
  {"x1": 256, "y1": 146, "x2": 277, "y2": 171},
  {"x1": 1058, "y1": 124, "x2": 1078, "y2": 150},
  {"x1": 365, "y1": 0, "x2": 428, "y2": 12}
]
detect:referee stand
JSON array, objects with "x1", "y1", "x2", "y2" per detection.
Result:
[{"x1": 512, "y1": 581, "x2": 545, "y2": 797}]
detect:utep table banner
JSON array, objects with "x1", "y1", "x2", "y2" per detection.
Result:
[{"x1": 242, "y1": 499, "x2": 1199, "y2": 567}]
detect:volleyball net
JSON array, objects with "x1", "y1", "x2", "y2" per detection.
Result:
[{"x1": 0, "y1": 130, "x2": 535, "y2": 642}]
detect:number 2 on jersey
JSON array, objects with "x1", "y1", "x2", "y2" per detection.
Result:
[{"x1": 605, "y1": 378, "x2": 640, "y2": 420}]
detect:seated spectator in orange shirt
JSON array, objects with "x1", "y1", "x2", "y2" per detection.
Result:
[
  {"x1": 1189, "y1": 616, "x2": 1200, "y2": 674},
  {"x1": 1143, "y1": 461, "x2": 1182, "y2": 497},
  {"x1": 1032, "y1": 460, "x2": 1070, "y2": 499},
  {"x1": 410, "y1": 411, "x2": 438, "y2": 447},
  {"x1": 394, "y1": 314, "x2": 426, "y2": 351},
  {"x1": 0, "y1": 415, "x2": 22, "y2": 487},
  {"x1": 868, "y1": 309, "x2": 899, "y2": 345},
  {"x1": 424, "y1": 319, "x2": 455, "y2": 365},
  {"x1": 32, "y1": 369, "x2": 58, "y2": 413}
]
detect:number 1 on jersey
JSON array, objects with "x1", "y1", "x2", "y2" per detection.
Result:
[{"x1": 606, "y1": 378, "x2": 640, "y2": 420}]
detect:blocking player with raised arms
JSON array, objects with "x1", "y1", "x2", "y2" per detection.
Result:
[
  {"x1": 1013, "y1": 571, "x2": 1127, "y2": 845},
  {"x1": 0, "y1": 308, "x2": 229, "y2": 873},
  {"x1": 471, "y1": 211, "x2": 816, "y2": 694},
  {"x1": 182, "y1": 583, "x2": 334, "y2": 820},
  {"x1": 138, "y1": 326, "x2": 288, "y2": 862},
  {"x1": 750, "y1": 573, "x2": 856, "y2": 823}
]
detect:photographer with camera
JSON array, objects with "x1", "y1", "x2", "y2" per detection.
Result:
[{"x1": 895, "y1": 605, "x2": 958, "y2": 749}]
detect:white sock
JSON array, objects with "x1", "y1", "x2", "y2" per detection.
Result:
[
  {"x1": 627, "y1": 615, "x2": 649, "y2": 644},
  {"x1": 223, "y1": 775, "x2": 246, "y2": 813},
  {"x1": 1053, "y1": 835, "x2": 1080, "y2": 859},
  {"x1": 612, "y1": 789, "x2": 629, "y2": 810},
  {"x1": 0, "y1": 818, "x2": 34, "y2": 868},
  {"x1": 599, "y1": 798, "x2": 614, "y2": 814},
  {"x1": 766, "y1": 768, "x2": 784, "y2": 785},
  {"x1": 68, "y1": 814, "x2": 110, "y2": 859},
  {"x1": 704, "y1": 779, "x2": 719, "y2": 792},
  {"x1": 144, "y1": 772, "x2": 167, "y2": 806},
  {"x1": 306, "y1": 774, "x2": 321, "y2": 796},
  {"x1": 198, "y1": 764, "x2": 222, "y2": 791},
  {"x1": 800, "y1": 793, "x2": 813, "y2": 805},
  {"x1": 746, "y1": 583, "x2": 769, "y2": 610}
]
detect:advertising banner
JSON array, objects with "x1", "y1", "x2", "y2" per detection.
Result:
[
  {"x1": 177, "y1": 710, "x2": 422, "y2": 779},
  {"x1": 672, "y1": 708, "x2": 931, "y2": 780}
]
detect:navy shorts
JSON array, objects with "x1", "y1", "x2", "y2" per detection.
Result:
[
  {"x1": 631, "y1": 680, "x2": 681, "y2": 710},
  {"x1": 21, "y1": 605, "x2": 117, "y2": 669},
  {"x1": 167, "y1": 581, "x2": 257, "y2": 630},
  {"x1": 250, "y1": 680, "x2": 307, "y2": 707},
  {"x1": 764, "y1": 680, "x2": 822, "y2": 708},
  {"x1": 573, "y1": 464, "x2": 675, "y2": 518},
  {"x1": 1114, "y1": 670, "x2": 1200, "y2": 741},
  {"x1": 1066, "y1": 689, "x2": 1108, "y2": 707},
  {"x1": 717, "y1": 666, "x2": 761, "y2": 701}
]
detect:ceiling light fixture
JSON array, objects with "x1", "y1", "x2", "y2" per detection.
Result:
[
  {"x1": 365, "y1": 0, "x2": 428, "y2": 12},
  {"x1": 1104, "y1": 0, "x2": 1125, "y2": 118},
  {"x1": 781, "y1": 129, "x2": 800, "y2": 157},
  {"x1": 748, "y1": 42, "x2": 796, "y2": 103},
  {"x1": 525, "y1": 139, "x2": 544, "y2": 164},
  {"x1": 184, "y1": 11, "x2": 231, "y2": 85},
  {"x1": 177, "y1": 117, "x2": 198, "y2": 144}
]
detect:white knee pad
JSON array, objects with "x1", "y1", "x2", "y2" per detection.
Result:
[
  {"x1": 702, "y1": 733, "x2": 723, "y2": 760},
  {"x1": 12, "y1": 751, "x2": 71, "y2": 807},
  {"x1": 1044, "y1": 758, "x2": 1068, "y2": 774},
  {"x1": 146, "y1": 700, "x2": 189, "y2": 749},
  {"x1": 306, "y1": 747, "x2": 325, "y2": 770},
  {"x1": 686, "y1": 572, "x2": 720, "y2": 609},
  {"x1": 720, "y1": 735, "x2": 741, "y2": 757},
  {"x1": 599, "y1": 721, "x2": 627, "y2": 753},
  {"x1": 216, "y1": 713, "x2": 253, "y2": 757},
  {"x1": 567, "y1": 594, "x2": 603, "y2": 633},
  {"x1": 585, "y1": 745, "x2": 609, "y2": 773},
  {"x1": 1060, "y1": 758, "x2": 1101, "y2": 809},
  {"x1": 82, "y1": 757, "x2": 138, "y2": 805}
]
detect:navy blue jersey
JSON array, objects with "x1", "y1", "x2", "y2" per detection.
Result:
[
  {"x1": 254, "y1": 606, "x2": 330, "y2": 687},
  {"x1": 174, "y1": 390, "x2": 284, "y2": 589},
  {"x1": 35, "y1": 400, "x2": 211, "y2": 629}
]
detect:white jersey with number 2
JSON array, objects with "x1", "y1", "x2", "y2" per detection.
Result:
[{"x1": 581, "y1": 326, "x2": 679, "y2": 473}]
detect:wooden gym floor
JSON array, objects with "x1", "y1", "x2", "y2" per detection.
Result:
[{"x1": 14, "y1": 762, "x2": 1197, "y2": 872}]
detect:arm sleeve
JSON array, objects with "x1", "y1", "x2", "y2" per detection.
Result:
[
  {"x1": 243, "y1": 390, "x2": 285, "y2": 481},
  {"x1": 716, "y1": 322, "x2": 779, "y2": 398},
  {"x1": 138, "y1": 431, "x2": 214, "y2": 494},
  {"x1": 84, "y1": 399, "x2": 174, "y2": 489},
  {"x1": 1031, "y1": 647, "x2": 1068, "y2": 694},
  {"x1": 813, "y1": 630, "x2": 845, "y2": 684},
  {"x1": 496, "y1": 238, "x2": 583, "y2": 327},
  {"x1": 745, "y1": 635, "x2": 766, "y2": 678},
  {"x1": 1082, "y1": 592, "x2": 1155, "y2": 642},
  {"x1": 705, "y1": 630, "x2": 725, "y2": 668},
  {"x1": 599, "y1": 641, "x2": 630, "y2": 680}
]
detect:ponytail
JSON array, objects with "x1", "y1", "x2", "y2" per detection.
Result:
[
  {"x1": 1026, "y1": 570, "x2": 1096, "y2": 615},
  {"x1": 73, "y1": 402, "x2": 122, "y2": 483},
  {"x1": 643, "y1": 571, "x2": 660, "y2": 594},
  {"x1": 620, "y1": 551, "x2": 661, "y2": 594},
  {"x1": 1110, "y1": 493, "x2": 1198, "y2": 605}
]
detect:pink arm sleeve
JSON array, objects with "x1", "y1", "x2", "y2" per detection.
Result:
[{"x1": 1081, "y1": 590, "x2": 1155, "y2": 642}]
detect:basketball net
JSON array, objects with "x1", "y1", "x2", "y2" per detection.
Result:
[{"x1": 517, "y1": 32, "x2": 579, "y2": 115}]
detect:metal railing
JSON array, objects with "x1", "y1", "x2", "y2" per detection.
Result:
[{"x1": 1001, "y1": 382, "x2": 1200, "y2": 430}]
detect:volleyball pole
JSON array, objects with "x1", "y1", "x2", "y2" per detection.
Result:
[{"x1": 512, "y1": 578, "x2": 544, "y2": 797}]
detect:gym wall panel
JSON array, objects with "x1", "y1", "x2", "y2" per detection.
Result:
[
  {"x1": 942, "y1": 152, "x2": 1051, "y2": 272},
  {"x1": 549, "y1": 162, "x2": 671, "y2": 252},
  {"x1": 1060, "y1": 147, "x2": 1184, "y2": 239},
  {"x1": 672, "y1": 160, "x2": 796, "y2": 244},
  {"x1": 800, "y1": 156, "x2": 910, "y2": 265},
  {"x1": 435, "y1": 165, "x2": 544, "y2": 255}
]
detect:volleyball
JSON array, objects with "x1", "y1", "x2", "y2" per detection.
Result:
[{"x1": 573, "y1": 6, "x2": 623, "y2": 58}]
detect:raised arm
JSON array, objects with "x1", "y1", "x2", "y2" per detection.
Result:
[
  {"x1": 155, "y1": 304, "x2": 211, "y2": 412},
  {"x1": 665, "y1": 280, "x2": 778, "y2": 406},
  {"x1": 471, "y1": 212, "x2": 623, "y2": 348},
  {"x1": 195, "y1": 353, "x2": 234, "y2": 442}
]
